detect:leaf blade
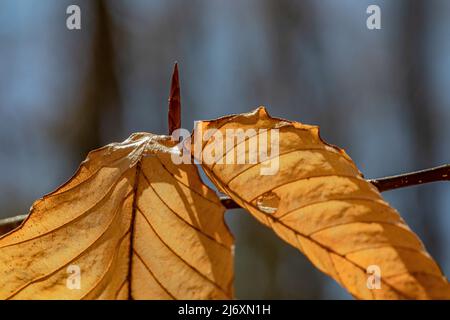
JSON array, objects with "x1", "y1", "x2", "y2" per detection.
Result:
[
  {"x1": 0, "y1": 133, "x2": 234, "y2": 300},
  {"x1": 195, "y1": 107, "x2": 450, "y2": 300}
]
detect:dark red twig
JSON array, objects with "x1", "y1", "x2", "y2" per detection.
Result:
[
  {"x1": 368, "y1": 164, "x2": 450, "y2": 192},
  {"x1": 0, "y1": 214, "x2": 27, "y2": 236},
  {"x1": 2, "y1": 166, "x2": 447, "y2": 233},
  {"x1": 219, "y1": 164, "x2": 450, "y2": 209}
]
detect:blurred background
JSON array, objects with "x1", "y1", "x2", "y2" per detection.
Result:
[{"x1": 0, "y1": 0, "x2": 449, "y2": 299}]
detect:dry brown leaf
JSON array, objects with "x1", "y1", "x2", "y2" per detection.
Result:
[
  {"x1": 192, "y1": 107, "x2": 450, "y2": 300},
  {"x1": 0, "y1": 133, "x2": 234, "y2": 300}
]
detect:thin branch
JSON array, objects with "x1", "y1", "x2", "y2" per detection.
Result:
[
  {"x1": 368, "y1": 164, "x2": 450, "y2": 192},
  {"x1": 219, "y1": 196, "x2": 242, "y2": 210},
  {"x1": 1, "y1": 165, "x2": 448, "y2": 232},
  {"x1": 220, "y1": 164, "x2": 450, "y2": 209},
  {"x1": 0, "y1": 214, "x2": 28, "y2": 235}
]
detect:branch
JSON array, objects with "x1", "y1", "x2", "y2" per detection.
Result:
[
  {"x1": 219, "y1": 164, "x2": 450, "y2": 209},
  {"x1": 1, "y1": 165, "x2": 448, "y2": 232},
  {"x1": 0, "y1": 214, "x2": 28, "y2": 235},
  {"x1": 368, "y1": 164, "x2": 450, "y2": 192}
]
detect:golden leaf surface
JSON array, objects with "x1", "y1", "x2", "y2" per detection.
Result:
[
  {"x1": 192, "y1": 107, "x2": 450, "y2": 299},
  {"x1": 0, "y1": 133, "x2": 234, "y2": 300}
]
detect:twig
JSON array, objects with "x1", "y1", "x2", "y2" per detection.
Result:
[
  {"x1": 368, "y1": 164, "x2": 450, "y2": 192},
  {"x1": 1, "y1": 166, "x2": 448, "y2": 232},
  {"x1": 0, "y1": 214, "x2": 28, "y2": 235},
  {"x1": 219, "y1": 164, "x2": 450, "y2": 209}
]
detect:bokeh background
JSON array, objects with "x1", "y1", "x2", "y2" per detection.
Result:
[{"x1": 0, "y1": 0, "x2": 449, "y2": 299}]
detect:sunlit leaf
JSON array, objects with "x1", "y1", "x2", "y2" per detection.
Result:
[
  {"x1": 0, "y1": 133, "x2": 234, "y2": 300},
  {"x1": 194, "y1": 107, "x2": 450, "y2": 300}
]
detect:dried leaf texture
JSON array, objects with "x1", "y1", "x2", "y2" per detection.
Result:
[
  {"x1": 0, "y1": 133, "x2": 233, "y2": 300},
  {"x1": 193, "y1": 107, "x2": 450, "y2": 299}
]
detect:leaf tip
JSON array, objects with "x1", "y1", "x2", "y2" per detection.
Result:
[{"x1": 254, "y1": 106, "x2": 270, "y2": 117}]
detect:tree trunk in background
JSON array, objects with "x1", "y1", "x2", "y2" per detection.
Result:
[
  {"x1": 55, "y1": 0, "x2": 121, "y2": 165},
  {"x1": 401, "y1": 0, "x2": 441, "y2": 260}
]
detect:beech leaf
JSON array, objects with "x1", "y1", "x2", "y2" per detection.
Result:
[
  {"x1": 0, "y1": 133, "x2": 234, "y2": 300},
  {"x1": 193, "y1": 107, "x2": 450, "y2": 300}
]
